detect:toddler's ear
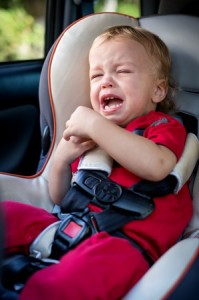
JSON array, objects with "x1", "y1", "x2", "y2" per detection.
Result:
[{"x1": 152, "y1": 79, "x2": 167, "y2": 103}]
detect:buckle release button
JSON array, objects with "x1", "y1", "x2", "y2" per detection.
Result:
[
  {"x1": 95, "y1": 181, "x2": 122, "y2": 203},
  {"x1": 62, "y1": 221, "x2": 83, "y2": 238}
]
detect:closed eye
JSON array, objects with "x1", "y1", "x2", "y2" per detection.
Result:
[
  {"x1": 90, "y1": 73, "x2": 103, "y2": 80},
  {"x1": 117, "y1": 69, "x2": 132, "y2": 74}
]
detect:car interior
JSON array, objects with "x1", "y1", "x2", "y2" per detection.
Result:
[{"x1": 0, "y1": 0, "x2": 199, "y2": 299}]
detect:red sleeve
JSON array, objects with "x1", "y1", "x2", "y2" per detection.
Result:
[
  {"x1": 144, "y1": 115, "x2": 186, "y2": 160},
  {"x1": 71, "y1": 157, "x2": 80, "y2": 173}
]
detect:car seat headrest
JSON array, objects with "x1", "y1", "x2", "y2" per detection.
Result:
[
  {"x1": 139, "y1": 15, "x2": 199, "y2": 92},
  {"x1": 139, "y1": 14, "x2": 199, "y2": 137}
]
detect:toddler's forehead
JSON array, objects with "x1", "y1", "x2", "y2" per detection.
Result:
[
  {"x1": 89, "y1": 37, "x2": 135, "y2": 60},
  {"x1": 91, "y1": 36, "x2": 129, "y2": 49},
  {"x1": 89, "y1": 36, "x2": 150, "y2": 60}
]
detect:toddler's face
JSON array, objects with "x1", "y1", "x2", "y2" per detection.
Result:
[{"x1": 89, "y1": 38, "x2": 163, "y2": 126}]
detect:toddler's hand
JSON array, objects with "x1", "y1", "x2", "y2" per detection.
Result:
[{"x1": 63, "y1": 106, "x2": 100, "y2": 141}]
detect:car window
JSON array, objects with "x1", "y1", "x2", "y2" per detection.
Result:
[
  {"x1": 0, "y1": 0, "x2": 46, "y2": 62},
  {"x1": 94, "y1": 0, "x2": 141, "y2": 18}
]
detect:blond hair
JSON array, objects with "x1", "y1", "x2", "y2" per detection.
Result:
[{"x1": 91, "y1": 26, "x2": 176, "y2": 114}]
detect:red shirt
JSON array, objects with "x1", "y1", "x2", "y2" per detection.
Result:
[{"x1": 72, "y1": 111, "x2": 193, "y2": 261}]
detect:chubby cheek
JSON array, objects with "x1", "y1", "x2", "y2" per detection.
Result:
[{"x1": 90, "y1": 89, "x2": 100, "y2": 112}]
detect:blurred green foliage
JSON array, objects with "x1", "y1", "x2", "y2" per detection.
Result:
[
  {"x1": 117, "y1": 1, "x2": 140, "y2": 17},
  {"x1": 94, "y1": 0, "x2": 140, "y2": 17},
  {"x1": 0, "y1": 0, "x2": 139, "y2": 62},
  {"x1": 0, "y1": 5, "x2": 44, "y2": 61}
]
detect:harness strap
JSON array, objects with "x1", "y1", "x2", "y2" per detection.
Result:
[
  {"x1": 92, "y1": 208, "x2": 138, "y2": 233},
  {"x1": 50, "y1": 212, "x2": 154, "y2": 265},
  {"x1": 52, "y1": 161, "x2": 155, "y2": 260},
  {"x1": 61, "y1": 170, "x2": 154, "y2": 217},
  {"x1": 30, "y1": 132, "x2": 199, "y2": 267},
  {"x1": 56, "y1": 170, "x2": 155, "y2": 262},
  {"x1": 132, "y1": 174, "x2": 177, "y2": 198},
  {"x1": 28, "y1": 134, "x2": 198, "y2": 263}
]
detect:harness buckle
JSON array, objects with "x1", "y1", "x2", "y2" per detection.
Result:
[
  {"x1": 51, "y1": 214, "x2": 91, "y2": 259},
  {"x1": 73, "y1": 170, "x2": 154, "y2": 217},
  {"x1": 94, "y1": 180, "x2": 122, "y2": 204},
  {"x1": 74, "y1": 170, "x2": 123, "y2": 204}
]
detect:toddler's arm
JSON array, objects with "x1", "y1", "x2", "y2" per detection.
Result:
[{"x1": 64, "y1": 106, "x2": 177, "y2": 182}]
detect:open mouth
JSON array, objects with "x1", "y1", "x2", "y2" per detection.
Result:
[{"x1": 102, "y1": 96, "x2": 123, "y2": 111}]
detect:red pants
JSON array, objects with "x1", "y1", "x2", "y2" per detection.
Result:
[{"x1": 3, "y1": 201, "x2": 149, "y2": 300}]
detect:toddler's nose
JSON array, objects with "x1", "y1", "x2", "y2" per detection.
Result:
[{"x1": 101, "y1": 78, "x2": 113, "y2": 89}]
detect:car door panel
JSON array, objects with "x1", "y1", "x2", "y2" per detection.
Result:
[{"x1": 0, "y1": 61, "x2": 42, "y2": 175}]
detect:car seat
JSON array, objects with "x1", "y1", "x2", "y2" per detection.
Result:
[{"x1": 0, "y1": 12, "x2": 199, "y2": 299}]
